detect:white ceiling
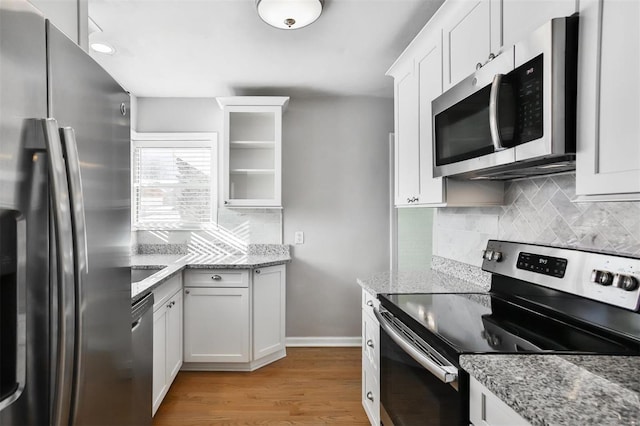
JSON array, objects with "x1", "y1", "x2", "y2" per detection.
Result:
[{"x1": 88, "y1": 0, "x2": 444, "y2": 98}]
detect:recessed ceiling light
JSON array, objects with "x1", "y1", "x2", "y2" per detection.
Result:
[
  {"x1": 256, "y1": 0, "x2": 324, "y2": 30},
  {"x1": 90, "y1": 42, "x2": 115, "y2": 55}
]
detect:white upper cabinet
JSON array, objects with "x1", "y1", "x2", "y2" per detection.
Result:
[
  {"x1": 387, "y1": 4, "x2": 504, "y2": 207},
  {"x1": 217, "y1": 97, "x2": 289, "y2": 208},
  {"x1": 576, "y1": 0, "x2": 640, "y2": 200},
  {"x1": 393, "y1": 62, "x2": 421, "y2": 206},
  {"x1": 500, "y1": 0, "x2": 578, "y2": 49},
  {"x1": 442, "y1": 0, "x2": 501, "y2": 90}
]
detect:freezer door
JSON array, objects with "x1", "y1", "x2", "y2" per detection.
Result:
[
  {"x1": 46, "y1": 22, "x2": 133, "y2": 425},
  {"x1": 0, "y1": 1, "x2": 51, "y2": 426}
]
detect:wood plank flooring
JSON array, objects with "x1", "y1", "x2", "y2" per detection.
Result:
[{"x1": 153, "y1": 347, "x2": 370, "y2": 425}]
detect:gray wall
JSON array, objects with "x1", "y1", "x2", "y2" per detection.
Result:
[
  {"x1": 135, "y1": 96, "x2": 393, "y2": 338},
  {"x1": 282, "y1": 96, "x2": 392, "y2": 338},
  {"x1": 434, "y1": 173, "x2": 640, "y2": 266}
]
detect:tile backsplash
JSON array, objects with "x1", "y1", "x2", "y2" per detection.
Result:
[{"x1": 434, "y1": 173, "x2": 640, "y2": 266}]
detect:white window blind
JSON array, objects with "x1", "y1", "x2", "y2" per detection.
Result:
[{"x1": 133, "y1": 145, "x2": 214, "y2": 228}]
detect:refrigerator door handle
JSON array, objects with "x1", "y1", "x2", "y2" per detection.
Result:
[
  {"x1": 41, "y1": 118, "x2": 76, "y2": 426},
  {"x1": 59, "y1": 126, "x2": 88, "y2": 423}
]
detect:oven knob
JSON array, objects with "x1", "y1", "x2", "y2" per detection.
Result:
[
  {"x1": 483, "y1": 250, "x2": 494, "y2": 261},
  {"x1": 491, "y1": 251, "x2": 503, "y2": 262},
  {"x1": 591, "y1": 269, "x2": 613, "y2": 286},
  {"x1": 613, "y1": 274, "x2": 639, "y2": 291}
]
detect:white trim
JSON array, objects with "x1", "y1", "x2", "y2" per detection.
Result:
[{"x1": 285, "y1": 337, "x2": 362, "y2": 347}]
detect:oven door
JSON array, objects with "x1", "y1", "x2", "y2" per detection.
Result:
[{"x1": 375, "y1": 308, "x2": 468, "y2": 426}]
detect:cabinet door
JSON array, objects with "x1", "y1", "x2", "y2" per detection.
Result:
[
  {"x1": 469, "y1": 377, "x2": 531, "y2": 425},
  {"x1": 394, "y1": 63, "x2": 420, "y2": 206},
  {"x1": 362, "y1": 358, "x2": 380, "y2": 426},
  {"x1": 576, "y1": 0, "x2": 640, "y2": 199},
  {"x1": 417, "y1": 31, "x2": 445, "y2": 204},
  {"x1": 501, "y1": 0, "x2": 577, "y2": 49},
  {"x1": 252, "y1": 265, "x2": 286, "y2": 360},
  {"x1": 152, "y1": 306, "x2": 168, "y2": 415},
  {"x1": 166, "y1": 290, "x2": 183, "y2": 382},
  {"x1": 223, "y1": 105, "x2": 282, "y2": 207},
  {"x1": 183, "y1": 287, "x2": 249, "y2": 363},
  {"x1": 362, "y1": 309, "x2": 379, "y2": 372},
  {"x1": 443, "y1": 0, "x2": 497, "y2": 89}
]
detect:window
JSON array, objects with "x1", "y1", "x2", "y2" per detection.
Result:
[{"x1": 131, "y1": 132, "x2": 218, "y2": 229}]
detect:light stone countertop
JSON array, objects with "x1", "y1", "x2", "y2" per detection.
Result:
[
  {"x1": 357, "y1": 269, "x2": 489, "y2": 296},
  {"x1": 460, "y1": 354, "x2": 640, "y2": 426},
  {"x1": 131, "y1": 252, "x2": 291, "y2": 304}
]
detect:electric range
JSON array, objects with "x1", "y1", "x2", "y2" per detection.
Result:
[{"x1": 376, "y1": 240, "x2": 640, "y2": 425}]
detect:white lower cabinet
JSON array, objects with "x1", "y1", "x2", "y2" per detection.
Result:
[
  {"x1": 151, "y1": 275, "x2": 183, "y2": 415},
  {"x1": 361, "y1": 289, "x2": 380, "y2": 426},
  {"x1": 469, "y1": 376, "x2": 530, "y2": 426},
  {"x1": 182, "y1": 265, "x2": 287, "y2": 371},
  {"x1": 183, "y1": 286, "x2": 250, "y2": 363},
  {"x1": 253, "y1": 265, "x2": 286, "y2": 360}
]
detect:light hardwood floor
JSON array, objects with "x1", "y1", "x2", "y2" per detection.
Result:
[{"x1": 153, "y1": 347, "x2": 370, "y2": 425}]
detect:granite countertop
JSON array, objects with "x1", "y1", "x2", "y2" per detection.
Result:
[
  {"x1": 131, "y1": 252, "x2": 291, "y2": 304},
  {"x1": 460, "y1": 354, "x2": 640, "y2": 426}
]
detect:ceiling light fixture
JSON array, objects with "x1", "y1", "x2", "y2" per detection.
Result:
[
  {"x1": 256, "y1": 0, "x2": 324, "y2": 30},
  {"x1": 90, "y1": 42, "x2": 115, "y2": 55}
]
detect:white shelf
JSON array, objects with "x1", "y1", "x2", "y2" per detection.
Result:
[
  {"x1": 229, "y1": 169, "x2": 275, "y2": 175},
  {"x1": 230, "y1": 141, "x2": 276, "y2": 149}
]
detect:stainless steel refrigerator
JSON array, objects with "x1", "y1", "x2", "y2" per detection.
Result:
[{"x1": 0, "y1": 0, "x2": 133, "y2": 424}]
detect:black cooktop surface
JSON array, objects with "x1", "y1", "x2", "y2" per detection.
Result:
[{"x1": 379, "y1": 292, "x2": 640, "y2": 356}]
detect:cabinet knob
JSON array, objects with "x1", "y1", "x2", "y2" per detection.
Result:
[
  {"x1": 211, "y1": 274, "x2": 222, "y2": 281},
  {"x1": 366, "y1": 300, "x2": 374, "y2": 307},
  {"x1": 255, "y1": 269, "x2": 261, "y2": 274},
  {"x1": 171, "y1": 301, "x2": 176, "y2": 306},
  {"x1": 366, "y1": 339, "x2": 374, "y2": 348},
  {"x1": 488, "y1": 52, "x2": 496, "y2": 61},
  {"x1": 185, "y1": 290, "x2": 190, "y2": 295},
  {"x1": 224, "y1": 200, "x2": 229, "y2": 205},
  {"x1": 476, "y1": 62, "x2": 483, "y2": 70},
  {"x1": 166, "y1": 303, "x2": 172, "y2": 309},
  {"x1": 366, "y1": 391, "x2": 374, "y2": 402}
]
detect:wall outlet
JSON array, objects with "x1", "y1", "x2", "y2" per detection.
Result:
[{"x1": 294, "y1": 231, "x2": 304, "y2": 245}]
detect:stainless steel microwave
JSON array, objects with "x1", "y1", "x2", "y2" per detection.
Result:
[{"x1": 432, "y1": 16, "x2": 578, "y2": 180}]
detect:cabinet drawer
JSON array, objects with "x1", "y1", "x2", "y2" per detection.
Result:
[
  {"x1": 361, "y1": 289, "x2": 379, "y2": 316},
  {"x1": 152, "y1": 273, "x2": 182, "y2": 312},
  {"x1": 184, "y1": 269, "x2": 249, "y2": 288},
  {"x1": 362, "y1": 357, "x2": 380, "y2": 426},
  {"x1": 362, "y1": 309, "x2": 379, "y2": 372}
]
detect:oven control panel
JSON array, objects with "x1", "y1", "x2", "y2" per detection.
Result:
[
  {"x1": 516, "y1": 252, "x2": 567, "y2": 278},
  {"x1": 482, "y1": 240, "x2": 640, "y2": 311}
]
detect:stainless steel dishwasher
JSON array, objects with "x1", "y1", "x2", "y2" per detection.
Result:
[{"x1": 131, "y1": 293, "x2": 154, "y2": 425}]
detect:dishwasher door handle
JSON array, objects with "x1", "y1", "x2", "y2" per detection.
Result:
[{"x1": 374, "y1": 307, "x2": 458, "y2": 384}]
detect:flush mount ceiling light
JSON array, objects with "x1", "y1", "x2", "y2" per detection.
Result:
[
  {"x1": 256, "y1": 0, "x2": 324, "y2": 30},
  {"x1": 90, "y1": 42, "x2": 116, "y2": 55}
]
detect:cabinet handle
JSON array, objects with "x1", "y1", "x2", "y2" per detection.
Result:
[
  {"x1": 366, "y1": 339, "x2": 374, "y2": 348},
  {"x1": 366, "y1": 300, "x2": 373, "y2": 307},
  {"x1": 211, "y1": 274, "x2": 222, "y2": 281},
  {"x1": 366, "y1": 391, "x2": 374, "y2": 402},
  {"x1": 255, "y1": 269, "x2": 261, "y2": 274}
]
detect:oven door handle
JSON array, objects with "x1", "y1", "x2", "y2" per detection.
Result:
[{"x1": 374, "y1": 308, "x2": 458, "y2": 384}]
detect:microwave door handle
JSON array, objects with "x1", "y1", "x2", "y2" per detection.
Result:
[{"x1": 489, "y1": 73, "x2": 506, "y2": 151}]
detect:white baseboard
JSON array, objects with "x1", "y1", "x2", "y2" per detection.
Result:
[{"x1": 285, "y1": 337, "x2": 362, "y2": 347}]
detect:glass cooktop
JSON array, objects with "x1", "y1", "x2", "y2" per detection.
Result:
[{"x1": 379, "y1": 293, "x2": 640, "y2": 356}]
